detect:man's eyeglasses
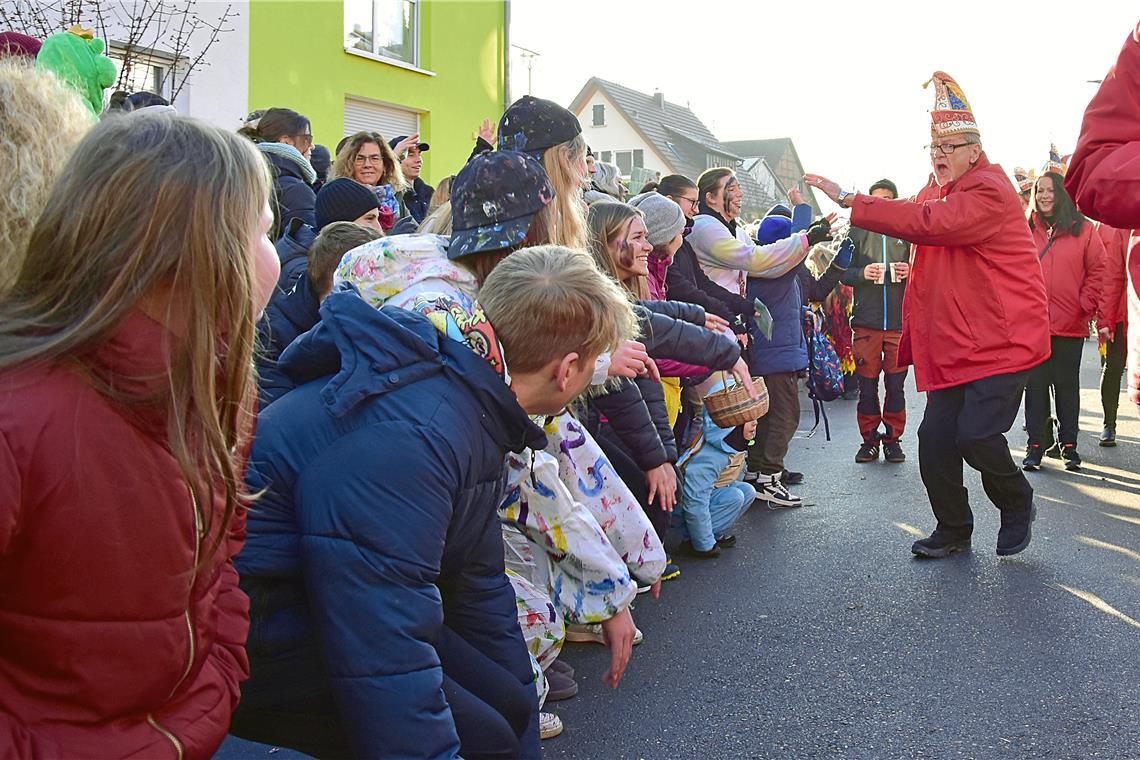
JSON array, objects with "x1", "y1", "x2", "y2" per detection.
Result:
[{"x1": 926, "y1": 142, "x2": 974, "y2": 156}]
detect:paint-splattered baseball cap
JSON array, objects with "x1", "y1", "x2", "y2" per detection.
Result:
[
  {"x1": 497, "y1": 95, "x2": 582, "y2": 159},
  {"x1": 448, "y1": 150, "x2": 555, "y2": 260}
]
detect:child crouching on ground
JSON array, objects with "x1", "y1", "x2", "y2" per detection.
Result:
[{"x1": 674, "y1": 385, "x2": 760, "y2": 558}]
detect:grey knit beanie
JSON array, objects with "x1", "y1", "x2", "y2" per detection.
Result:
[{"x1": 628, "y1": 192, "x2": 685, "y2": 247}]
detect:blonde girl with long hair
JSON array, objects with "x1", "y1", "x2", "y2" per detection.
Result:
[
  {"x1": 0, "y1": 113, "x2": 279, "y2": 756},
  {"x1": 497, "y1": 95, "x2": 589, "y2": 252}
]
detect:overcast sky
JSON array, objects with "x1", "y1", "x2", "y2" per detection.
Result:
[{"x1": 510, "y1": 0, "x2": 1135, "y2": 209}]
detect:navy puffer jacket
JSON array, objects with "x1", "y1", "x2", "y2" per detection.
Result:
[
  {"x1": 264, "y1": 150, "x2": 316, "y2": 238},
  {"x1": 237, "y1": 292, "x2": 545, "y2": 758}
]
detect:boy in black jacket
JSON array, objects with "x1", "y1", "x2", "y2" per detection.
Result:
[{"x1": 841, "y1": 179, "x2": 911, "y2": 464}]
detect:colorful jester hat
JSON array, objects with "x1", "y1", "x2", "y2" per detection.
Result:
[
  {"x1": 923, "y1": 71, "x2": 979, "y2": 138},
  {"x1": 36, "y1": 25, "x2": 117, "y2": 117},
  {"x1": 1012, "y1": 167, "x2": 1035, "y2": 194},
  {"x1": 1043, "y1": 144, "x2": 1068, "y2": 177}
]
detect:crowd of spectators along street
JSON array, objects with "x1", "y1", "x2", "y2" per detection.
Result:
[{"x1": 1, "y1": 21, "x2": 1138, "y2": 758}]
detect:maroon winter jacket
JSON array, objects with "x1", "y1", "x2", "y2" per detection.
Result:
[
  {"x1": 1029, "y1": 213, "x2": 1106, "y2": 338},
  {"x1": 0, "y1": 310, "x2": 250, "y2": 759},
  {"x1": 850, "y1": 154, "x2": 1051, "y2": 391}
]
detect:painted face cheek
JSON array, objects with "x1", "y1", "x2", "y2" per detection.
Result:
[{"x1": 617, "y1": 238, "x2": 635, "y2": 269}]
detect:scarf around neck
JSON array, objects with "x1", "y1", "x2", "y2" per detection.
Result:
[{"x1": 258, "y1": 141, "x2": 318, "y2": 184}]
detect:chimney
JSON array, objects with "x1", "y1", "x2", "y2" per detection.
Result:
[{"x1": 653, "y1": 91, "x2": 665, "y2": 109}]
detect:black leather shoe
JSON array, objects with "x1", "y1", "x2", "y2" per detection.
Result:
[
  {"x1": 997, "y1": 504, "x2": 1037, "y2": 556},
  {"x1": 677, "y1": 541, "x2": 721, "y2": 559},
  {"x1": 1100, "y1": 425, "x2": 1117, "y2": 447},
  {"x1": 911, "y1": 530, "x2": 972, "y2": 558}
]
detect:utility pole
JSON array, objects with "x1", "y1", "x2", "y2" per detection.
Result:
[{"x1": 511, "y1": 43, "x2": 540, "y2": 97}]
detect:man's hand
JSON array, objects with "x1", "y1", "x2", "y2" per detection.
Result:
[
  {"x1": 1099, "y1": 325, "x2": 1116, "y2": 343},
  {"x1": 864, "y1": 263, "x2": 886, "y2": 282},
  {"x1": 645, "y1": 464, "x2": 677, "y2": 512},
  {"x1": 803, "y1": 173, "x2": 843, "y2": 204},
  {"x1": 788, "y1": 187, "x2": 805, "y2": 206},
  {"x1": 600, "y1": 608, "x2": 637, "y2": 688},
  {"x1": 478, "y1": 118, "x2": 496, "y2": 145},
  {"x1": 609, "y1": 340, "x2": 650, "y2": 378},
  {"x1": 704, "y1": 313, "x2": 731, "y2": 333},
  {"x1": 392, "y1": 133, "x2": 420, "y2": 157},
  {"x1": 893, "y1": 262, "x2": 910, "y2": 280}
]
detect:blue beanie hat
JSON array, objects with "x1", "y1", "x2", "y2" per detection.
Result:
[{"x1": 756, "y1": 215, "x2": 792, "y2": 245}]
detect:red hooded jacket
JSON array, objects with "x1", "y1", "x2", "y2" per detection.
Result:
[
  {"x1": 1028, "y1": 214, "x2": 1105, "y2": 337},
  {"x1": 850, "y1": 154, "x2": 1050, "y2": 391},
  {"x1": 0, "y1": 311, "x2": 250, "y2": 759},
  {"x1": 1096, "y1": 223, "x2": 1129, "y2": 330},
  {"x1": 1066, "y1": 25, "x2": 1140, "y2": 230}
]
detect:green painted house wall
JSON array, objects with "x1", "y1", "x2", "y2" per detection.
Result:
[{"x1": 248, "y1": 0, "x2": 506, "y2": 185}]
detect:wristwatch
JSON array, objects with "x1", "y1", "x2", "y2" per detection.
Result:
[{"x1": 837, "y1": 189, "x2": 855, "y2": 208}]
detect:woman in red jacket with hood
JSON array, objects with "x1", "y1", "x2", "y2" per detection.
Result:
[
  {"x1": 0, "y1": 114, "x2": 280, "y2": 757},
  {"x1": 806, "y1": 71, "x2": 1049, "y2": 559},
  {"x1": 1021, "y1": 168, "x2": 1105, "y2": 472}
]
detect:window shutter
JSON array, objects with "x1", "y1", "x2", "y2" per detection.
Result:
[{"x1": 344, "y1": 96, "x2": 420, "y2": 141}]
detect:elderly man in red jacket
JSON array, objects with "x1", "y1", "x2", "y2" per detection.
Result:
[
  {"x1": 1067, "y1": 22, "x2": 1140, "y2": 413},
  {"x1": 806, "y1": 71, "x2": 1050, "y2": 558}
]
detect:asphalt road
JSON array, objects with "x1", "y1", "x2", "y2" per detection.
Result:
[{"x1": 219, "y1": 343, "x2": 1139, "y2": 759}]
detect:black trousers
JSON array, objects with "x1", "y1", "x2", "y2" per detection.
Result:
[
  {"x1": 917, "y1": 371, "x2": 1035, "y2": 539},
  {"x1": 230, "y1": 627, "x2": 535, "y2": 759},
  {"x1": 1025, "y1": 336, "x2": 1084, "y2": 446},
  {"x1": 1101, "y1": 323, "x2": 1126, "y2": 426}
]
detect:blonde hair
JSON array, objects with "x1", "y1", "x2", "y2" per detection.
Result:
[
  {"x1": 458, "y1": 202, "x2": 559, "y2": 286},
  {"x1": 331, "y1": 131, "x2": 406, "y2": 191},
  {"x1": 0, "y1": 60, "x2": 92, "y2": 295},
  {"x1": 417, "y1": 200, "x2": 453, "y2": 236},
  {"x1": 542, "y1": 133, "x2": 589, "y2": 250},
  {"x1": 479, "y1": 245, "x2": 636, "y2": 374},
  {"x1": 0, "y1": 114, "x2": 272, "y2": 561},
  {"x1": 586, "y1": 201, "x2": 648, "y2": 300},
  {"x1": 428, "y1": 175, "x2": 454, "y2": 216}
]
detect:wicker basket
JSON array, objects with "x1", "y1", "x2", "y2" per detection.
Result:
[{"x1": 705, "y1": 374, "x2": 769, "y2": 428}]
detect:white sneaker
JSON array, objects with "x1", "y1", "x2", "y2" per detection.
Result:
[
  {"x1": 757, "y1": 474, "x2": 803, "y2": 508},
  {"x1": 564, "y1": 623, "x2": 644, "y2": 645},
  {"x1": 540, "y1": 711, "x2": 564, "y2": 740}
]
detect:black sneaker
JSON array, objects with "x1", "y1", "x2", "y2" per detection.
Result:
[
  {"x1": 1061, "y1": 443, "x2": 1082, "y2": 471},
  {"x1": 661, "y1": 562, "x2": 681, "y2": 582},
  {"x1": 677, "y1": 540, "x2": 721, "y2": 559},
  {"x1": 1022, "y1": 445, "x2": 1044, "y2": 471},
  {"x1": 716, "y1": 534, "x2": 737, "y2": 548},
  {"x1": 911, "y1": 530, "x2": 972, "y2": 558},
  {"x1": 997, "y1": 503, "x2": 1037, "y2": 556},
  {"x1": 781, "y1": 469, "x2": 804, "y2": 486},
  {"x1": 856, "y1": 442, "x2": 880, "y2": 463},
  {"x1": 1099, "y1": 425, "x2": 1116, "y2": 447},
  {"x1": 883, "y1": 441, "x2": 906, "y2": 463}
]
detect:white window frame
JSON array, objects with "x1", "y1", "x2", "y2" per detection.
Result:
[
  {"x1": 344, "y1": 0, "x2": 434, "y2": 76},
  {"x1": 107, "y1": 43, "x2": 177, "y2": 100}
]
